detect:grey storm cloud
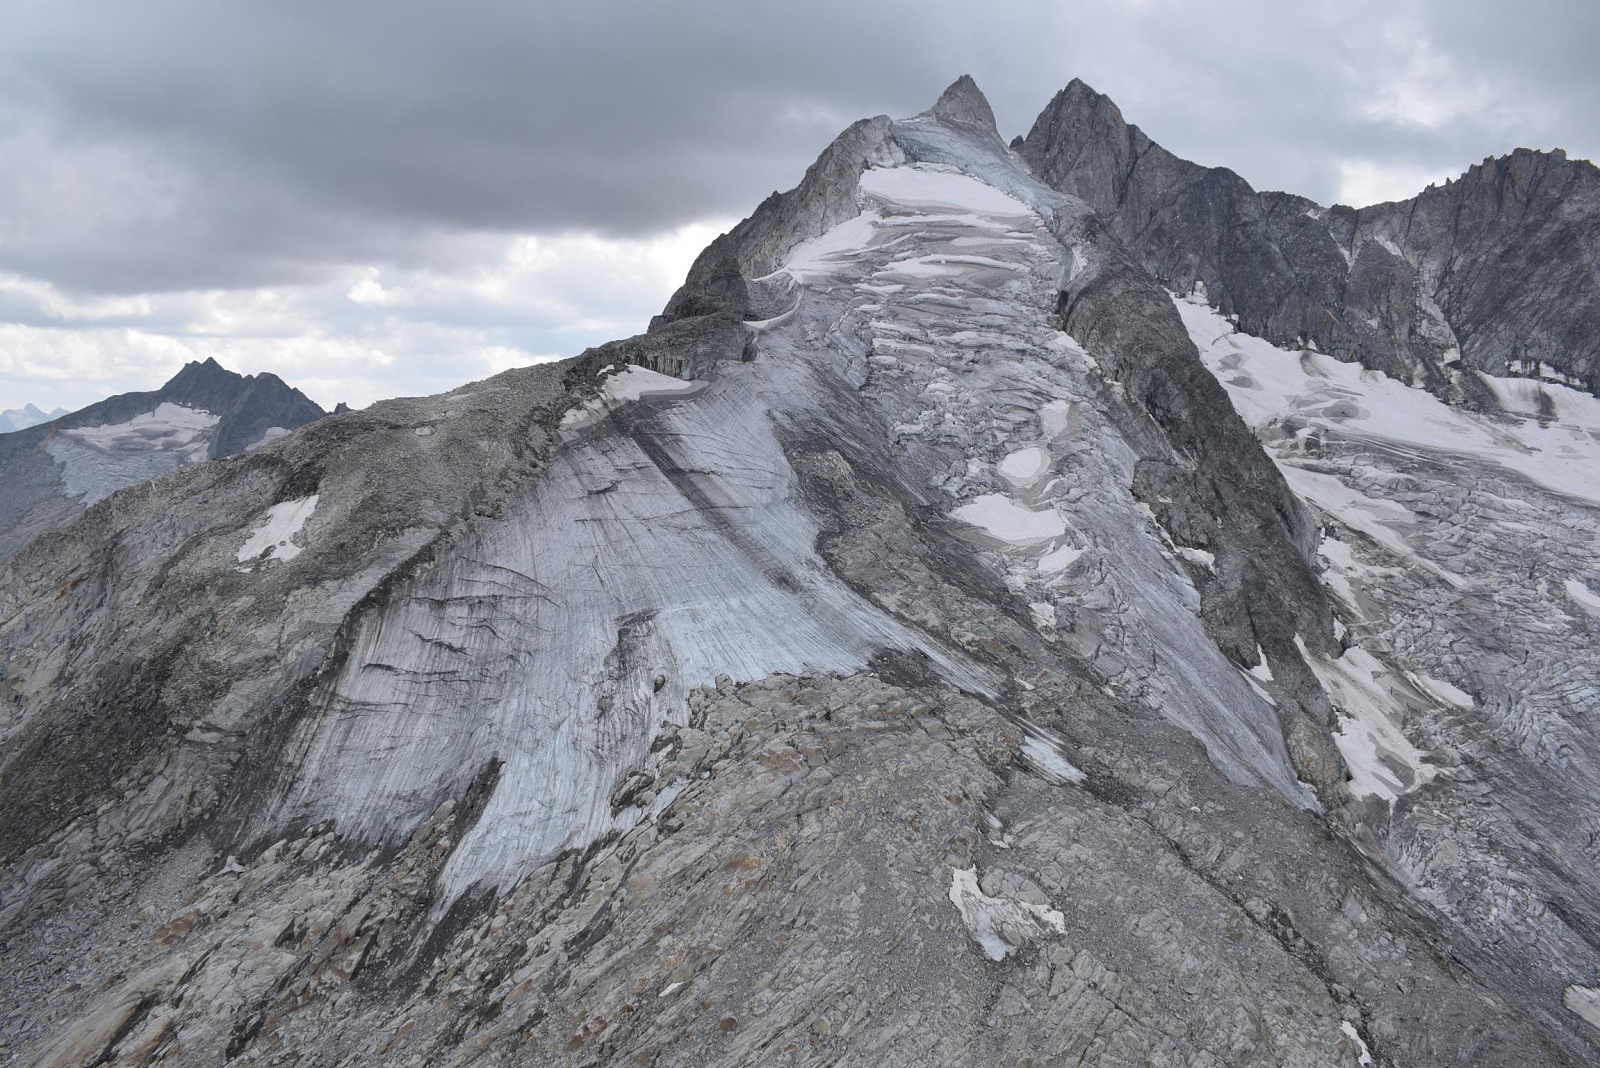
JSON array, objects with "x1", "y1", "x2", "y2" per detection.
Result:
[{"x1": 2, "y1": 0, "x2": 1596, "y2": 297}]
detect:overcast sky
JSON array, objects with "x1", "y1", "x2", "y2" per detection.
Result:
[{"x1": 2, "y1": 0, "x2": 1595, "y2": 413}]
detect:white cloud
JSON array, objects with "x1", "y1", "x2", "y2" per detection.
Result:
[
  {"x1": 0, "y1": 219, "x2": 732, "y2": 413},
  {"x1": 1336, "y1": 159, "x2": 1453, "y2": 207}
]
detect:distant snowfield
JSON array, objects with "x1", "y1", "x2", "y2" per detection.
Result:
[
  {"x1": 46, "y1": 402, "x2": 220, "y2": 504},
  {"x1": 1174, "y1": 294, "x2": 1600, "y2": 507},
  {"x1": 1179, "y1": 291, "x2": 1600, "y2": 802}
]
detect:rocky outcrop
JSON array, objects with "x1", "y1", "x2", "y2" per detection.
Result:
[
  {"x1": 1019, "y1": 78, "x2": 1600, "y2": 399},
  {"x1": 0, "y1": 358, "x2": 326, "y2": 562}
]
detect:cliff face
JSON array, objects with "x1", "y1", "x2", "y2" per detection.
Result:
[
  {"x1": 3, "y1": 79, "x2": 1599, "y2": 1067},
  {"x1": 0, "y1": 358, "x2": 325, "y2": 562},
  {"x1": 1019, "y1": 79, "x2": 1600, "y2": 400}
]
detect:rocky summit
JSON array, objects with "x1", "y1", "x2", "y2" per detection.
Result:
[{"x1": 2, "y1": 77, "x2": 1599, "y2": 1067}]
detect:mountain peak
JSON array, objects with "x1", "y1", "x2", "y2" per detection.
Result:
[
  {"x1": 927, "y1": 74, "x2": 998, "y2": 134},
  {"x1": 165, "y1": 357, "x2": 244, "y2": 392}
]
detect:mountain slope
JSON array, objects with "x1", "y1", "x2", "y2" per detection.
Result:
[
  {"x1": 2, "y1": 78, "x2": 1597, "y2": 1067},
  {"x1": 1019, "y1": 78, "x2": 1600, "y2": 402},
  {"x1": 0, "y1": 358, "x2": 326, "y2": 562}
]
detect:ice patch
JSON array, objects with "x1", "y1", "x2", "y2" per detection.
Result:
[
  {"x1": 1565, "y1": 986, "x2": 1600, "y2": 1032},
  {"x1": 1021, "y1": 732, "x2": 1086, "y2": 785},
  {"x1": 47, "y1": 402, "x2": 221, "y2": 504},
  {"x1": 1564, "y1": 578, "x2": 1600, "y2": 617},
  {"x1": 948, "y1": 868, "x2": 1066, "y2": 961},
  {"x1": 237, "y1": 495, "x2": 319, "y2": 564},
  {"x1": 600, "y1": 365, "x2": 704, "y2": 404},
  {"x1": 1039, "y1": 399, "x2": 1075, "y2": 440},
  {"x1": 997, "y1": 446, "x2": 1051, "y2": 490},
  {"x1": 859, "y1": 166, "x2": 1034, "y2": 218},
  {"x1": 1279, "y1": 466, "x2": 1465, "y2": 589},
  {"x1": 1297, "y1": 637, "x2": 1436, "y2": 802},
  {"x1": 1175, "y1": 546, "x2": 1216, "y2": 571},
  {"x1": 951, "y1": 493, "x2": 1066, "y2": 547},
  {"x1": 877, "y1": 254, "x2": 1026, "y2": 279}
]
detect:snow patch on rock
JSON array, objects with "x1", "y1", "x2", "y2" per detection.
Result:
[
  {"x1": 561, "y1": 365, "x2": 705, "y2": 436},
  {"x1": 1021, "y1": 731, "x2": 1086, "y2": 785},
  {"x1": 237, "y1": 495, "x2": 319, "y2": 564},
  {"x1": 1296, "y1": 637, "x2": 1437, "y2": 802},
  {"x1": 948, "y1": 867, "x2": 1066, "y2": 961},
  {"x1": 1565, "y1": 985, "x2": 1600, "y2": 1032},
  {"x1": 1339, "y1": 1021, "x2": 1375, "y2": 1066}
]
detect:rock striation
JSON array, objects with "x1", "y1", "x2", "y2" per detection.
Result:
[
  {"x1": 2, "y1": 77, "x2": 1598, "y2": 1067},
  {"x1": 0, "y1": 358, "x2": 325, "y2": 563}
]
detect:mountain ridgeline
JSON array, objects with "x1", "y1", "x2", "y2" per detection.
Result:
[
  {"x1": 2, "y1": 78, "x2": 1599, "y2": 1067},
  {"x1": 1018, "y1": 78, "x2": 1600, "y2": 402},
  {"x1": 0, "y1": 357, "x2": 326, "y2": 562}
]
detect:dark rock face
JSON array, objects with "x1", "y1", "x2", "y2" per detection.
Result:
[
  {"x1": 2, "y1": 78, "x2": 1599, "y2": 1067},
  {"x1": 160, "y1": 357, "x2": 326, "y2": 459},
  {"x1": 1019, "y1": 78, "x2": 1600, "y2": 398},
  {"x1": 0, "y1": 358, "x2": 325, "y2": 562}
]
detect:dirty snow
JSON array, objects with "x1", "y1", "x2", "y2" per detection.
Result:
[
  {"x1": 1036, "y1": 543, "x2": 1086, "y2": 574},
  {"x1": 948, "y1": 868, "x2": 1066, "y2": 961},
  {"x1": 1565, "y1": 578, "x2": 1600, "y2": 617},
  {"x1": 859, "y1": 166, "x2": 1034, "y2": 218}
]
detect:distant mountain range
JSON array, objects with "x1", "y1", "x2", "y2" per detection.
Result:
[
  {"x1": 0, "y1": 357, "x2": 326, "y2": 561},
  {"x1": 0, "y1": 402, "x2": 69, "y2": 433}
]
